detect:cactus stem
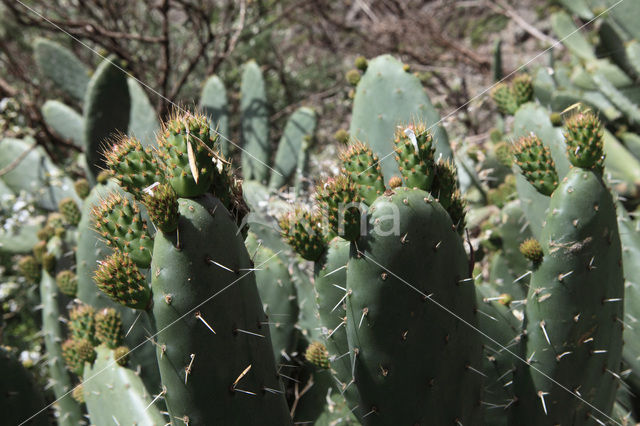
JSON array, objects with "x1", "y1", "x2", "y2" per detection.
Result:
[{"x1": 194, "y1": 311, "x2": 216, "y2": 334}]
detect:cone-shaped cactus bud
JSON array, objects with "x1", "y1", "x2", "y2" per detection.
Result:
[
  {"x1": 430, "y1": 159, "x2": 458, "y2": 210},
  {"x1": 96, "y1": 170, "x2": 111, "y2": 185},
  {"x1": 104, "y1": 136, "x2": 163, "y2": 199},
  {"x1": 157, "y1": 111, "x2": 218, "y2": 198},
  {"x1": 42, "y1": 252, "x2": 56, "y2": 274},
  {"x1": 279, "y1": 208, "x2": 326, "y2": 261},
  {"x1": 56, "y1": 270, "x2": 78, "y2": 297},
  {"x1": 563, "y1": 111, "x2": 604, "y2": 172},
  {"x1": 519, "y1": 237, "x2": 543, "y2": 264},
  {"x1": 91, "y1": 193, "x2": 153, "y2": 268},
  {"x1": 333, "y1": 129, "x2": 350, "y2": 144},
  {"x1": 74, "y1": 178, "x2": 90, "y2": 199},
  {"x1": 18, "y1": 256, "x2": 41, "y2": 283},
  {"x1": 345, "y1": 69, "x2": 361, "y2": 86},
  {"x1": 36, "y1": 225, "x2": 55, "y2": 242},
  {"x1": 72, "y1": 384, "x2": 85, "y2": 403},
  {"x1": 354, "y1": 55, "x2": 368, "y2": 71},
  {"x1": 490, "y1": 83, "x2": 518, "y2": 115},
  {"x1": 494, "y1": 141, "x2": 513, "y2": 167},
  {"x1": 58, "y1": 197, "x2": 81, "y2": 226},
  {"x1": 142, "y1": 183, "x2": 179, "y2": 233},
  {"x1": 69, "y1": 304, "x2": 96, "y2": 344},
  {"x1": 62, "y1": 338, "x2": 96, "y2": 375},
  {"x1": 447, "y1": 190, "x2": 467, "y2": 235},
  {"x1": 394, "y1": 123, "x2": 436, "y2": 191},
  {"x1": 512, "y1": 73, "x2": 533, "y2": 106},
  {"x1": 388, "y1": 175, "x2": 403, "y2": 189},
  {"x1": 114, "y1": 346, "x2": 130, "y2": 366},
  {"x1": 339, "y1": 141, "x2": 385, "y2": 205},
  {"x1": 94, "y1": 308, "x2": 123, "y2": 349},
  {"x1": 32, "y1": 240, "x2": 47, "y2": 263},
  {"x1": 513, "y1": 135, "x2": 559, "y2": 196},
  {"x1": 93, "y1": 250, "x2": 151, "y2": 310},
  {"x1": 305, "y1": 341, "x2": 330, "y2": 369},
  {"x1": 316, "y1": 176, "x2": 362, "y2": 242}
]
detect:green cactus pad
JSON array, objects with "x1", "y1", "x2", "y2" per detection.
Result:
[
  {"x1": 279, "y1": 207, "x2": 326, "y2": 261},
  {"x1": 62, "y1": 338, "x2": 96, "y2": 375},
  {"x1": 84, "y1": 56, "x2": 130, "y2": 183},
  {"x1": 18, "y1": 256, "x2": 41, "y2": 284},
  {"x1": 95, "y1": 308, "x2": 123, "y2": 349},
  {"x1": 41, "y1": 100, "x2": 85, "y2": 149},
  {"x1": 346, "y1": 187, "x2": 482, "y2": 424},
  {"x1": 340, "y1": 141, "x2": 385, "y2": 205},
  {"x1": 104, "y1": 135, "x2": 162, "y2": 198},
  {"x1": 490, "y1": 83, "x2": 518, "y2": 115},
  {"x1": 305, "y1": 341, "x2": 330, "y2": 369},
  {"x1": 55, "y1": 270, "x2": 78, "y2": 297},
  {"x1": 58, "y1": 197, "x2": 81, "y2": 226},
  {"x1": 563, "y1": 111, "x2": 605, "y2": 172},
  {"x1": 93, "y1": 250, "x2": 151, "y2": 310},
  {"x1": 142, "y1": 183, "x2": 179, "y2": 233},
  {"x1": 520, "y1": 167, "x2": 623, "y2": 424},
  {"x1": 200, "y1": 75, "x2": 230, "y2": 156},
  {"x1": 151, "y1": 194, "x2": 290, "y2": 424},
  {"x1": 33, "y1": 38, "x2": 90, "y2": 101},
  {"x1": 316, "y1": 176, "x2": 362, "y2": 242},
  {"x1": 349, "y1": 55, "x2": 452, "y2": 184},
  {"x1": 513, "y1": 135, "x2": 559, "y2": 196},
  {"x1": 447, "y1": 190, "x2": 467, "y2": 234},
  {"x1": 512, "y1": 74, "x2": 533, "y2": 106},
  {"x1": 82, "y1": 345, "x2": 165, "y2": 425},
  {"x1": 240, "y1": 60, "x2": 270, "y2": 182},
  {"x1": 393, "y1": 123, "x2": 436, "y2": 191},
  {"x1": 127, "y1": 78, "x2": 160, "y2": 148},
  {"x1": 91, "y1": 193, "x2": 153, "y2": 268},
  {"x1": 157, "y1": 112, "x2": 218, "y2": 197}
]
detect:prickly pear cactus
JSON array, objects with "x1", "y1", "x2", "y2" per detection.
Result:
[{"x1": 514, "y1": 112, "x2": 624, "y2": 424}]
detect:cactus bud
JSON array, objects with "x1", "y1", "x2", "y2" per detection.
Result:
[
  {"x1": 95, "y1": 308, "x2": 123, "y2": 349},
  {"x1": 96, "y1": 170, "x2": 111, "y2": 185},
  {"x1": 490, "y1": 83, "x2": 518, "y2": 115},
  {"x1": 316, "y1": 176, "x2": 362, "y2": 242},
  {"x1": 354, "y1": 55, "x2": 368, "y2": 71},
  {"x1": 18, "y1": 256, "x2": 41, "y2": 283},
  {"x1": 513, "y1": 135, "x2": 559, "y2": 196},
  {"x1": 42, "y1": 252, "x2": 56, "y2": 274},
  {"x1": 305, "y1": 341, "x2": 330, "y2": 369},
  {"x1": 512, "y1": 73, "x2": 533, "y2": 106},
  {"x1": 430, "y1": 159, "x2": 458, "y2": 210},
  {"x1": 72, "y1": 384, "x2": 85, "y2": 403},
  {"x1": 93, "y1": 250, "x2": 151, "y2": 310},
  {"x1": 114, "y1": 346, "x2": 130, "y2": 366},
  {"x1": 32, "y1": 240, "x2": 47, "y2": 263},
  {"x1": 340, "y1": 141, "x2": 385, "y2": 205},
  {"x1": 91, "y1": 193, "x2": 153, "y2": 268},
  {"x1": 394, "y1": 123, "x2": 436, "y2": 191},
  {"x1": 345, "y1": 69, "x2": 361, "y2": 86},
  {"x1": 56, "y1": 270, "x2": 78, "y2": 297},
  {"x1": 563, "y1": 111, "x2": 604, "y2": 172},
  {"x1": 74, "y1": 178, "x2": 90, "y2": 199},
  {"x1": 279, "y1": 208, "x2": 326, "y2": 261},
  {"x1": 62, "y1": 338, "x2": 96, "y2": 375},
  {"x1": 493, "y1": 141, "x2": 513, "y2": 167},
  {"x1": 58, "y1": 197, "x2": 81, "y2": 226},
  {"x1": 69, "y1": 304, "x2": 96, "y2": 344},
  {"x1": 388, "y1": 176, "x2": 403, "y2": 189},
  {"x1": 142, "y1": 183, "x2": 179, "y2": 233},
  {"x1": 333, "y1": 129, "x2": 350, "y2": 144},
  {"x1": 519, "y1": 238, "x2": 543, "y2": 264},
  {"x1": 104, "y1": 136, "x2": 162, "y2": 199}
]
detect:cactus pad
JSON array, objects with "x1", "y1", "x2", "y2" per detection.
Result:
[
  {"x1": 563, "y1": 111, "x2": 605, "y2": 172},
  {"x1": 512, "y1": 73, "x2": 533, "y2": 106},
  {"x1": 58, "y1": 197, "x2": 81, "y2": 226},
  {"x1": 142, "y1": 183, "x2": 179, "y2": 233},
  {"x1": 104, "y1": 136, "x2": 162, "y2": 199},
  {"x1": 490, "y1": 83, "x2": 518, "y2": 115},
  {"x1": 393, "y1": 123, "x2": 436, "y2": 191},
  {"x1": 340, "y1": 141, "x2": 385, "y2": 205},
  {"x1": 68, "y1": 304, "x2": 96, "y2": 344},
  {"x1": 56, "y1": 270, "x2": 78, "y2": 297},
  {"x1": 62, "y1": 338, "x2": 96, "y2": 375},
  {"x1": 316, "y1": 176, "x2": 362, "y2": 242},
  {"x1": 95, "y1": 308, "x2": 123, "y2": 349},
  {"x1": 279, "y1": 208, "x2": 326, "y2": 261},
  {"x1": 18, "y1": 256, "x2": 41, "y2": 284}
]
